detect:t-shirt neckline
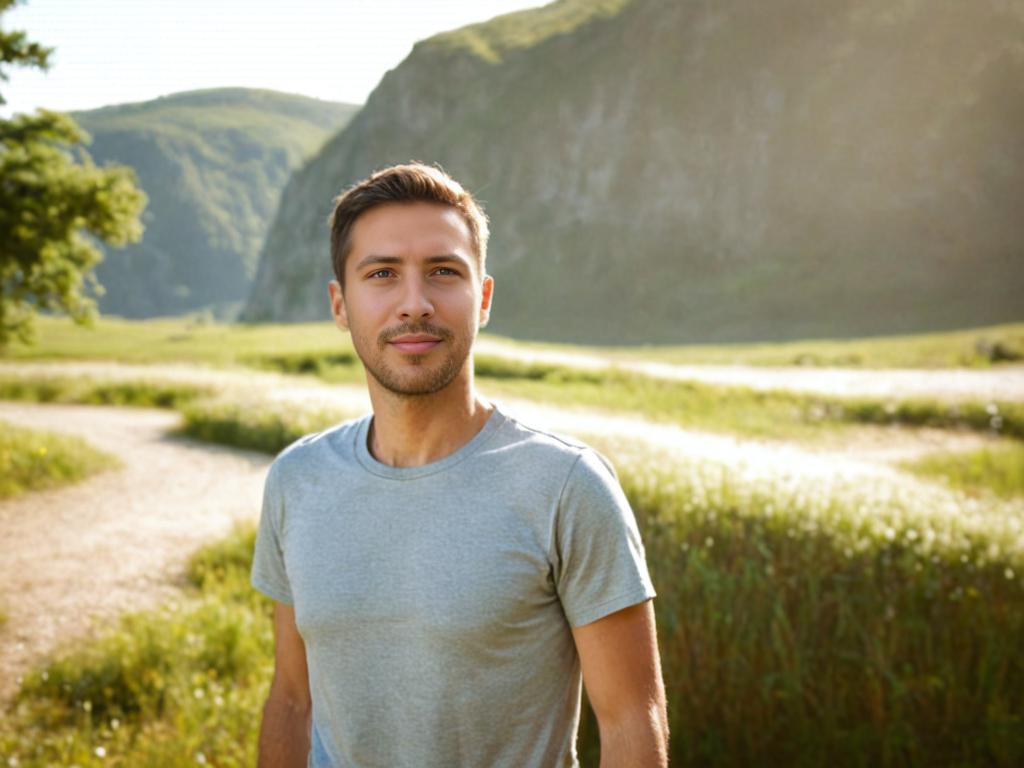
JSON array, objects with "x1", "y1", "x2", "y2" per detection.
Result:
[{"x1": 353, "y1": 404, "x2": 507, "y2": 480}]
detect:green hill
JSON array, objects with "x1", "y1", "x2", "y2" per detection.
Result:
[
  {"x1": 72, "y1": 88, "x2": 360, "y2": 319},
  {"x1": 242, "y1": 0, "x2": 1024, "y2": 344}
]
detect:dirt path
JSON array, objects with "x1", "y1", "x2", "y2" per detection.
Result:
[
  {"x1": 0, "y1": 402, "x2": 271, "y2": 705},
  {"x1": 475, "y1": 340, "x2": 1024, "y2": 402}
]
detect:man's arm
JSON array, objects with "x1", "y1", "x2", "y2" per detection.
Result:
[
  {"x1": 571, "y1": 599, "x2": 669, "y2": 768},
  {"x1": 258, "y1": 602, "x2": 312, "y2": 768}
]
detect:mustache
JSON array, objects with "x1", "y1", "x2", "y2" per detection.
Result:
[{"x1": 378, "y1": 323, "x2": 454, "y2": 346}]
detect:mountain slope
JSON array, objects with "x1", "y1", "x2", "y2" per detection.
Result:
[
  {"x1": 244, "y1": 0, "x2": 1024, "y2": 344},
  {"x1": 74, "y1": 88, "x2": 360, "y2": 318}
]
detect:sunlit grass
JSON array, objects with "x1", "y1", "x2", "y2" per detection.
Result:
[
  {"x1": 0, "y1": 522, "x2": 271, "y2": 767},
  {"x1": 587, "y1": 320, "x2": 1024, "y2": 368},
  {"x1": 475, "y1": 361, "x2": 1024, "y2": 442},
  {"x1": 3, "y1": 317, "x2": 1021, "y2": 764},
  {"x1": 4, "y1": 315, "x2": 1023, "y2": 369},
  {"x1": 0, "y1": 420, "x2": 120, "y2": 500},
  {"x1": 2, "y1": 431, "x2": 1021, "y2": 766},
  {"x1": 900, "y1": 441, "x2": 1024, "y2": 500},
  {"x1": 0, "y1": 373, "x2": 213, "y2": 411},
  {"x1": 0, "y1": 315, "x2": 355, "y2": 367},
  {"x1": 177, "y1": 394, "x2": 362, "y2": 454},
  {"x1": 2, "y1": 355, "x2": 1021, "y2": 456},
  {"x1": 583, "y1": 435, "x2": 1024, "y2": 767}
]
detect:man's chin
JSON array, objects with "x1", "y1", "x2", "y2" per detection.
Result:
[{"x1": 369, "y1": 368, "x2": 461, "y2": 398}]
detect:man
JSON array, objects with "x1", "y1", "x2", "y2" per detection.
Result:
[{"x1": 251, "y1": 162, "x2": 669, "y2": 767}]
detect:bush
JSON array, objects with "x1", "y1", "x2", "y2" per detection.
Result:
[
  {"x1": 588, "y1": 437, "x2": 1024, "y2": 767},
  {"x1": 0, "y1": 420, "x2": 119, "y2": 499}
]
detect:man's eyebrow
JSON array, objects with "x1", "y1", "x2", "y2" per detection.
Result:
[
  {"x1": 353, "y1": 253, "x2": 473, "y2": 271},
  {"x1": 425, "y1": 254, "x2": 472, "y2": 269}
]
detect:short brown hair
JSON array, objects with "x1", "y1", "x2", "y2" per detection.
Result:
[{"x1": 327, "y1": 162, "x2": 490, "y2": 290}]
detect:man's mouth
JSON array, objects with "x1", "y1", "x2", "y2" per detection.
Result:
[{"x1": 388, "y1": 335, "x2": 442, "y2": 354}]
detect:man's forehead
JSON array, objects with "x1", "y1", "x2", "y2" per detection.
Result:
[
  {"x1": 354, "y1": 202, "x2": 470, "y2": 240},
  {"x1": 348, "y1": 202, "x2": 475, "y2": 262}
]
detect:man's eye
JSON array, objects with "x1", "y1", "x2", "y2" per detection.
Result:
[
  {"x1": 434, "y1": 267, "x2": 459, "y2": 276},
  {"x1": 368, "y1": 269, "x2": 394, "y2": 279}
]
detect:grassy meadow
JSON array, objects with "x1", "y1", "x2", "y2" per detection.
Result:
[
  {"x1": 0, "y1": 420, "x2": 119, "y2": 500},
  {"x1": 2, "y1": 317, "x2": 1022, "y2": 452},
  {"x1": 5, "y1": 314, "x2": 1024, "y2": 369},
  {"x1": 1, "y1": 316, "x2": 1023, "y2": 765},
  {"x1": 1, "y1": 418, "x2": 1021, "y2": 766},
  {"x1": 900, "y1": 442, "x2": 1024, "y2": 501}
]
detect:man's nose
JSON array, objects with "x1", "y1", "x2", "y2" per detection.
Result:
[{"x1": 397, "y1": 276, "x2": 434, "y2": 320}]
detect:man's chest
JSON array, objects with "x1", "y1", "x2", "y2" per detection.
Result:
[{"x1": 282, "y1": 492, "x2": 561, "y2": 646}]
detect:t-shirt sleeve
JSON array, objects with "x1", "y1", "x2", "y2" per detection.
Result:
[
  {"x1": 551, "y1": 448, "x2": 657, "y2": 628},
  {"x1": 251, "y1": 460, "x2": 294, "y2": 605}
]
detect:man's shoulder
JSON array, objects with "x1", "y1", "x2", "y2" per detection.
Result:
[
  {"x1": 491, "y1": 406, "x2": 618, "y2": 481},
  {"x1": 271, "y1": 412, "x2": 369, "y2": 476}
]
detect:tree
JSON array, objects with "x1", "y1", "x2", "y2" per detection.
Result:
[{"x1": 0, "y1": 0, "x2": 146, "y2": 346}]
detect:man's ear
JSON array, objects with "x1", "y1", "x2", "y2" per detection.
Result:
[
  {"x1": 328, "y1": 280, "x2": 349, "y2": 331},
  {"x1": 479, "y1": 274, "x2": 495, "y2": 328}
]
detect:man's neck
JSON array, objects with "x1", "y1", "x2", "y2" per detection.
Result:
[{"x1": 365, "y1": 373, "x2": 494, "y2": 468}]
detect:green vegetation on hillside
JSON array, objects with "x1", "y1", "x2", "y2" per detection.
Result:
[
  {"x1": 0, "y1": 420, "x2": 119, "y2": 499},
  {"x1": 424, "y1": 0, "x2": 633, "y2": 63},
  {"x1": 69, "y1": 88, "x2": 359, "y2": 319},
  {"x1": 247, "y1": 0, "x2": 1024, "y2": 344}
]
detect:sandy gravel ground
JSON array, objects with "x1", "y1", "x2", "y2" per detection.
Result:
[{"x1": 0, "y1": 402, "x2": 271, "y2": 705}]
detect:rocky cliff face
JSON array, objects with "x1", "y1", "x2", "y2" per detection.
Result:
[
  {"x1": 244, "y1": 0, "x2": 1024, "y2": 344},
  {"x1": 74, "y1": 88, "x2": 359, "y2": 319}
]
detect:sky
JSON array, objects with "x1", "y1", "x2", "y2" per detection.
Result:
[{"x1": 0, "y1": 0, "x2": 547, "y2": 116}]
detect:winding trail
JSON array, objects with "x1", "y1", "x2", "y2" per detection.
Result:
[
  {"x1": 0, "y1": 403, "x2": 271, "y2": 705},
  {"x1": 0, "y1": 357, "x2": 1017, "y2": 707},
  {"x1": 475, "y1": 340, "x2": 1024, "y2": 402}
]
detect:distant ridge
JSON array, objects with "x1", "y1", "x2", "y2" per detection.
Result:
[
  {"x1": 243, "y1": 0, "x2": 1024, "y2": 344},
  {"x1": 72, "y1": 88, "x2": 360, "y2": 319}
]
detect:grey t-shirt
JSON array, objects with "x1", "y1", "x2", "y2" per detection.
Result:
[{"x1": 251, "y1": 404, "x2": 656, "y2": 768}]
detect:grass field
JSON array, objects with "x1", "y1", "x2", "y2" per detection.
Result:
[
  {"x1": 3, "y1": 316, "x2": 1022, "y2": 450},
  {"x1": 1, "y1": 427, "x2": 1021, "y2": 766},
  {"x1": 4, "y1": 315, "x2": 1024, "y2": 369},
  {"x1": 0, "y1": 420, "x2": 120, "y2": 500},
  {"x1": 900, "y1": 442, "x2": 1024, "y2": 500},
  {"x1": 3, "y1": 350, "x2": 1021, "y2": 452},
  {"x1": 2, "y1": 316, "x2": 1023, "y2": 765}
]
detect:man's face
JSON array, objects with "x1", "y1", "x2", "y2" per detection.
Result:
[{"x1": 328, "y1": 201, "x2": 494, "y2": 397}]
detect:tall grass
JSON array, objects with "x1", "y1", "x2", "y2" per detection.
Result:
[
  {"x1": 583, "y1": 437, "x2": 1024, "y2": 767},
  {"x1": 0, "y1": 373, "x2": 212, "y2": 410},
  {"x1": 3, "y1": 416, "x2": 1021, "y2": 765},
  {"x1": 0, "y1": 523, "x2": 271, "y2": 767},
  {"x1": 4, "y1": 360, "x2": 1021, "y2": 448},
  {"x1": 0, "y1": 420, "x2": 120, "y2": 499},
  {"x1": 190, "y1": 350, "x2": 1024, "y2": 445},
  {"x1": 177, "y1": 395, "x2": 360, "y2": 454},
  {"x1": 900, "y1": 442, "x2": 1024, "y2": 500}
]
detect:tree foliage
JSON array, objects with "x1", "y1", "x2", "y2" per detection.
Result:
[{"x1": 0, "y1": 0, "x2": 146, "y2": 345}]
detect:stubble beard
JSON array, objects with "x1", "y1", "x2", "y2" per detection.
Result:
[{"x1": 356, "y1": 322, "x2": 471, "y2": 397}]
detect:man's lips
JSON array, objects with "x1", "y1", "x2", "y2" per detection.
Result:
[{"x1": 388, "y1": 336, "x2": 442, "y2": 354}]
